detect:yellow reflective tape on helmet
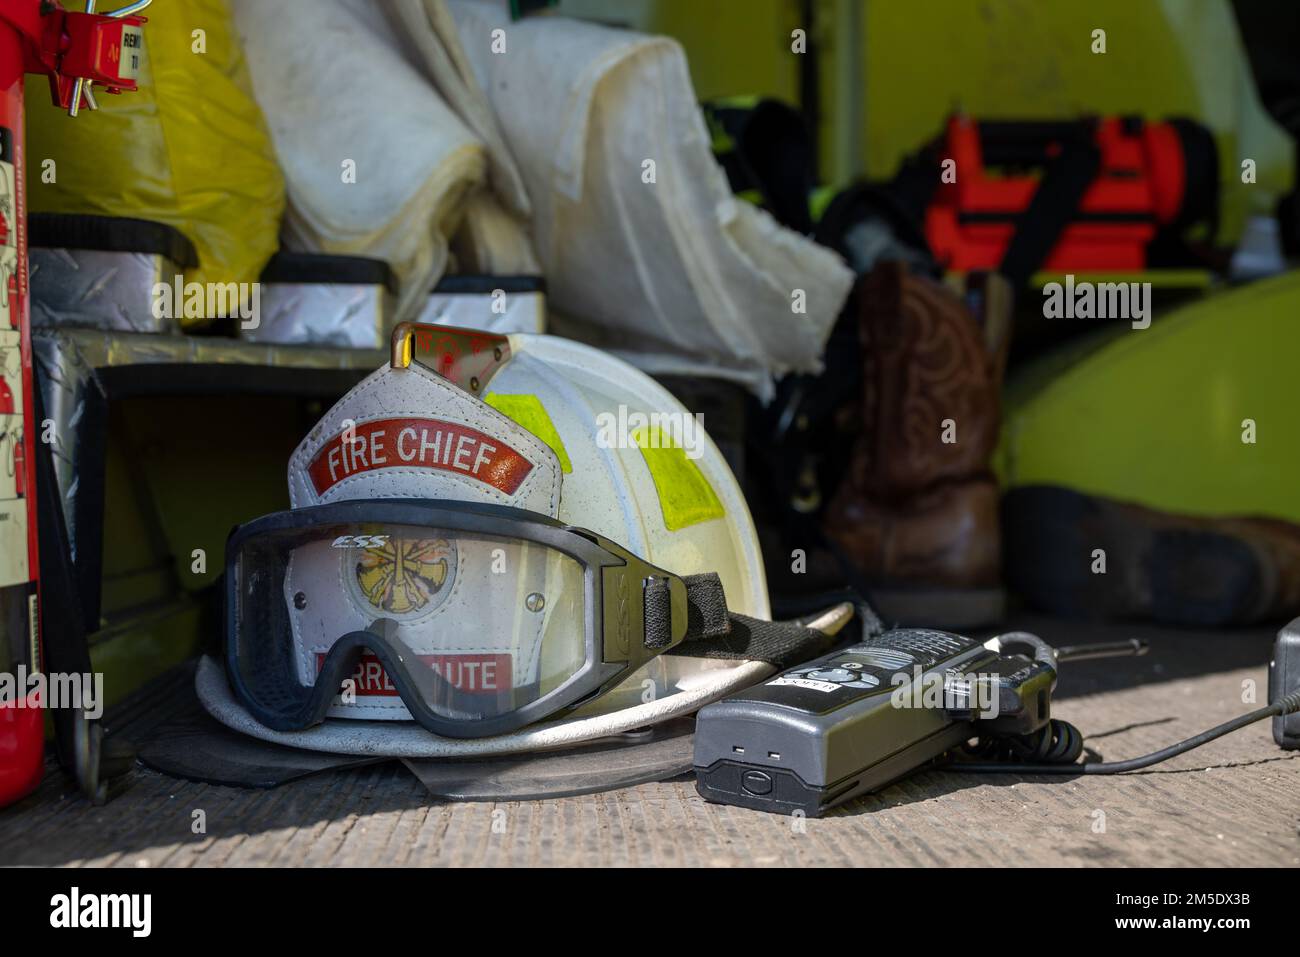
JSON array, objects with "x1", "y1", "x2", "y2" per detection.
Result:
[
  {"x1": 631, "y1": 426, "x2": 725, "y2": 531},
  {"x1": 484, "y1": 393, "x2": 573, "y2": 473}
]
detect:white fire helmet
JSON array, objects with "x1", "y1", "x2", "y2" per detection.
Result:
[{"x1": 208, "y1": 324, "x2": 845, "y2": 756}]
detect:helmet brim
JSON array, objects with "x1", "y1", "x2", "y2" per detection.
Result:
[{"x1": 197, "y1": 654, "x2": 774, "y2": 757}]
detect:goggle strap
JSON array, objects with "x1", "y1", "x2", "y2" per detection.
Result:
[
  {"x1": 644, "y1": 572, "x2": 730, "y2": 650},
  {"x1": 653, "y1": 572, "x2": 844, "y2": 669},
  {"x1": 672, "y1": 612, "x2": 839, "y2": 669},
  {"x1": 682, "y1": 573, "x2": 732, "y2": 640}
]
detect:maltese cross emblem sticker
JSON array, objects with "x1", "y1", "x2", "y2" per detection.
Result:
[{"x1": 348, "y1": 537, "x2": 457, "y2": 619}]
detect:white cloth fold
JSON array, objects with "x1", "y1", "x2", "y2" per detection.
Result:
[
  {"x1": 379, "y1": 0, "x2": 533, "y2": 220},
  {"x1": 447, "y1": 0, "x2": 854, "y2": 396},
  {"x1": 232, "y1": 0, "x2": 515, "y2": 321}
]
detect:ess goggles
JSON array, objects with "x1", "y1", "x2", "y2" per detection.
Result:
[{"x1": 225, "y1": 500, "x2": 825, "y2": 738}]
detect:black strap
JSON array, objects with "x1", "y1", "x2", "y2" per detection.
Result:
[
  {"x1": 648, "y1": 572, "x2": 841, "y2": 668},
  {"x1": 673, "y1": 612, "x2": 838, "y2": 668},
  {"x1": 681, "y1": 573, "x2": 731, "y2": 641},
  {"x1": 28, "y1": 213, "x2": 199, "y2": 268},
  {"x1": 643, "y1": 572, "x2": 729, "y2": 650},
  {"x1": 260, "y1": 251, "x2": 397, "y2": 294},
  {"x1": 997, "y1": 131, "x2": 1101, "y2": 287}
]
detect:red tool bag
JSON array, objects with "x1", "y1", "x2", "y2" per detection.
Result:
[{"x1": 924, "y1": 114, "x2": 1219, "y2": 284}]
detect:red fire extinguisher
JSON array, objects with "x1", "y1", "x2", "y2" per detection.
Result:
[{"x1": 0, "y1": 0, "x2": 148, "y2": 808}]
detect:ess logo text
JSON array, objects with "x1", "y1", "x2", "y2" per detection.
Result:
[{"x1": 331, "y1": 535, "x2": 390, "y2": 549}]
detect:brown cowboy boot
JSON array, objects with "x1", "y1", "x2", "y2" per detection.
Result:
[
  {"x1": 823, "y1": 262, "x2": 1009, "y2": 626},
  {"x1": 1005, "y1": 485, "x2": 1300, "y2": 625}
]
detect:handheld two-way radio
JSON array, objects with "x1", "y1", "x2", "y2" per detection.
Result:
[
  {"x1": 695, "y1": 626, "x2": 1300, "y2": 817},
  {"x1": 693, "y1": 628, "x2": 1068, "y2": 816}
]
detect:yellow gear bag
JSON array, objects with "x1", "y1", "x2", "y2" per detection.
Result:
[{"x1": 24, "y1": 0, "x2": 284, "y2": 327}]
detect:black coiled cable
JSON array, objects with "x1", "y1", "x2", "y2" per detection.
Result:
[
  {"x1": 948, "y1": 690, "x2": 1300, "y2": 775},
  {"x1": 962, "y1": 718, "x2": 1085, "y2": 765}
]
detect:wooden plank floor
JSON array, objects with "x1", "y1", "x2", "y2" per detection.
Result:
[{"x1": 2, "y1": 615, "x2": 1297, "y2": 867}]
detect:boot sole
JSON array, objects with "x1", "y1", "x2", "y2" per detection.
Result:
[{"x1": 1003, "y1": 485, "x2": 1262, "y2": 626}]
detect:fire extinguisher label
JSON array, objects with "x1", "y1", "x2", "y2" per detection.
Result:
[
  {"x1": 0, "y1": 125, "x2": 29, "y2": 588},
  {"x1": 118, "y1": 26, "x2": 144, "y2": 81},
  {"x1": 27, "y1": 591, "x2": 38, "y2": 674},
  {"x1": 0, "y1": 126, "x2": 14, "y2": 331}
]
